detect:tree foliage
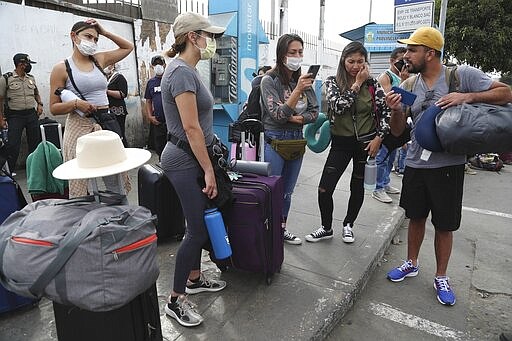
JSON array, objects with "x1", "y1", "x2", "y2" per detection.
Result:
[{"x1": 434, "y1": 0, "x2": 512, "y2": 73}]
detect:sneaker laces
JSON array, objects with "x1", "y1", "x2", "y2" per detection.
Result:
[
  {"x1": 435, "y1": 277, "x2": 451, "y2": 292},
  {"x1": 343, "y1": 225, "x2": 353, "y2": 237},
  {"x1": 284, "y1": 230, "x2": 296, "y2": 240},
  {"x1": 177, "y1": 296, "x2": 198, "y2": 317},
  {"x1": 310, "y1": 227, "x2": 328, "y2": 238},
  {"x1": 198, "y1": 273, "x2": 214, "y2": 288},
  {"x1": 398, "y1": 260, "x2": 415, "y2": 272}
]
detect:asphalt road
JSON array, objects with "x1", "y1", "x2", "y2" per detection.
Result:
[{"x1": 328, "y1": 165, "x2": 512, "y2": 341}]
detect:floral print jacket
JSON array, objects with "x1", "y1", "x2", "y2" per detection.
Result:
[{"x1": 325, "y1": 76, "x2": 391, "y2": 138}]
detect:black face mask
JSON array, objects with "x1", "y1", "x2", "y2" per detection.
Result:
[{"x1": 24, "y1": 63, "x2": 32, "y2": 73}]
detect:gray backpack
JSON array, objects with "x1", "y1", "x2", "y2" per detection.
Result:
[{"x1": 0, "y1": 194, "x2": 159, "y2": 312}]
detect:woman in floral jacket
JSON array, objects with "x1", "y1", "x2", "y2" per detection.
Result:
[{"x1": 305, "y1": 41, "x2": 391, "y2": 244}]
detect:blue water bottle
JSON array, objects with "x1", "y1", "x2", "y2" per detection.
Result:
[{"x1": 204, "y1": 207, "x2": 232, "y2": 260}]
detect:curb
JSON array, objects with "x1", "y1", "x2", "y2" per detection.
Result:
[{"x1": 311, "y1": 210, "x2": 406, "y2": 340}]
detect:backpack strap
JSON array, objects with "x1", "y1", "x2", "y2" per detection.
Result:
[
  {"x1": 445, "y1": 65, "x2": 460, "y2": 93},
  {"x1": 64, "y1": 59, "x2": 87, "y2": 101}
]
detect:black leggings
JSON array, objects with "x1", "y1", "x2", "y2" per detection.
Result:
[{"x1": 318, "y1": 136, "x2": 368, "y2": 229}]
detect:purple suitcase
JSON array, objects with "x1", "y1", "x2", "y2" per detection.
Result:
[{"x1": 213, "y1": 174, "x2": 284, "y2": 285}]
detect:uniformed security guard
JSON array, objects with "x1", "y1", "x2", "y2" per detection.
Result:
[{"x1": 0, "y1": 53, "x2": 43, "y2": 171}]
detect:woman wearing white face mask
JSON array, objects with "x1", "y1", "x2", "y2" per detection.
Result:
[
  {"x1": 160, "y1": 12, "x2": 226, "y2": 327},
  {"x1": 259, "y1": 33, "x2": 319, "y2": 245},
  {"x1": 49, "y1": 18, "x2": 133, "y2": 197}
]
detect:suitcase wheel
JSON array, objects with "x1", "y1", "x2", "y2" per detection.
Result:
[{"x1": 265, "y1": 275, "x2": 272, "y2": 285}]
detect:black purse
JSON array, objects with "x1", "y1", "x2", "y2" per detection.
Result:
[
  {"x1": 64, "y1": 59, "x2": 123, "y2": 138},
  {"x1": 168, "y1": 133, "x2": 234, "y2": 211}
]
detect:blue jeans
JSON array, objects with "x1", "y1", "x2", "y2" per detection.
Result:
[
  {"x1": 376, "y1": 144, "x2": 397, "y2": 190},
  {"x1": 397, "y1": 144, "x2": 407, "y2": 172},
  {"x1": 264, "y1": 129, "x2": 304, "y2": 219}
]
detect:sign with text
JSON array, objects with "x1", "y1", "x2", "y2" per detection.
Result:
[
  {"x1": 364, "y1": 24, "x2": 410, "y2": 52},
  {"x1": 394, "y1": 1, "x2": 434, "y2": 33},
  {"x1": 394, "y1": 0, "x2": 429, "y2": 5}
]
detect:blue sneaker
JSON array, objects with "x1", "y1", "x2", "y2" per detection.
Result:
[
  {"x1": 434, "y1": 276, "x2": 456, "y2": 306},
  {"x1": 387, "y1": 260, "x2": 419, "y2": 282}
]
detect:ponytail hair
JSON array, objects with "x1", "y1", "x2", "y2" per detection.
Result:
[{"x1": 166, "y1": 34, "x2": 187, "y2": 58}]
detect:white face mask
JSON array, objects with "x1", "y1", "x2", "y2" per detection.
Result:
[
  {"x1": 285, "y1": 56, "x2": 303, "y2": 72},
  {"x1": 76, "y1": 38, "x2": 98, "y2": 56},
  {"x1": 154, "y1": 64, "x2": 165, "y2": 76},
  {"x1": 195, "y1": 34, "x2": 217, "y2": 60}
]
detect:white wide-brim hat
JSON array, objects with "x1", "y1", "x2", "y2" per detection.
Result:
[{"x1": 53, "y1": 130, "x2": 151, "y2": 180}]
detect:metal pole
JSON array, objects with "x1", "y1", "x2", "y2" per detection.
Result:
[
  {"x1": 271, "y1": 0, "x2": 276, "y2": 26},
  {"x1": 279, "y1": 0, "x2": 288, "y2": 35},
  {"x1": 369, "y1": 0, "x2": 373, "y2": 22},
  {"x1": 319, "y1": 0, "x2": 325, "y2": 40},
  {"x1": 439, "y1": 0, "x2": 448, "y2": 35},
  {"x1": 439, "y1": 0, "x2": 449, "y2": 60}
]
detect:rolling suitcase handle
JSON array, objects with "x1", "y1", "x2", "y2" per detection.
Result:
[{"x1": 40, "y1": 123, "x2": 63, "y2": 151}]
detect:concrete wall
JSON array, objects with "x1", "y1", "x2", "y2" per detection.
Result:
[{"x1": 0, "y1": 1, "x2": 144, "y2": 167}]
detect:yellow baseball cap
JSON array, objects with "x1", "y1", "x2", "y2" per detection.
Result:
[{"x1": 398, "y1": 27, "x2": 444, "y2": 51}]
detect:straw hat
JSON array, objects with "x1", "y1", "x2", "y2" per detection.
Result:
[{"x1": 53, "y1": 130, "x2": 151, "y2": 180}]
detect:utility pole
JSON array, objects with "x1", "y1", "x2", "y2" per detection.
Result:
[
  {"x1": 319, "y1": 0, "x2": 325, "y2": 40},
  {"x1": 439, "y1": 0, "x2": 448, "y2": 36},
  {"x1": 369, "y1": 0, "x2": 373, "y2": 22},
  {"x1": 439, "y1": 0, "x2": 448, "y2": 60},
  {"x1": 279, "y1": 0, "x2": 288, "y2": 36},
  {"x1": 317, "y1": 0, "x2": 325, "y2": 65}
]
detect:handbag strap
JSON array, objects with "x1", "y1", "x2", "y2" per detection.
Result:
[{"x1": 64, "y1": 59, "x2": 87, "y2": 101}]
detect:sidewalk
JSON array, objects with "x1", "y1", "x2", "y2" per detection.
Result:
[{"x1": 0, "y1": 149, "x2": 405, "y2": 340}]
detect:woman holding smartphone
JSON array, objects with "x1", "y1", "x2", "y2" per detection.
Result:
[
  {"x1": 304, "y1": 41, "x2": 391, "y2": 244},
  {"x1": 260, "y1": 33, "x2": 319, "y2": 245}
]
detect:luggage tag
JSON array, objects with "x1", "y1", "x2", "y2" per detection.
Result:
[
  {"x1": 420, "y1": 149, "x2": 432, "y2": 161},
  {"x1": 228, "y1": 171, "x2": 242, "y2": 181}
]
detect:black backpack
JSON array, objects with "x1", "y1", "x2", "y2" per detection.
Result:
[{"x1": 228, "y1": 72, "x2": 276, "y2": 143}]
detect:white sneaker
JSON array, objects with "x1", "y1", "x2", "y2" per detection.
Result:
[
  {"x1": 384, "y1": 185, "x2": 400, "y2": 194},
  {"x1": 284, "y1": 229, "x2": 302, "y2": 245},
  {"x1": 165, "y1": 295, "x2": 204, "y2": 327},
  {"x1": 342, "y1": 224, "x2": 355, "y2": 243},
  {"x1": 305, "y1": 226, "x2": 333, "y2": 243},
  {"x1": 372, "y1": 189, "x2": 393, "y2": 203},
  {"x1": 185, "y1": 273, "x2": 227, "y2": 294}
]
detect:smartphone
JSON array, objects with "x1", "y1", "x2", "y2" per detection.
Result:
[
  {"x1": 391, "y1": 86, "x2": 417, "y2": 106},
  {"x1": 394, "y1": 59, "x2": 405, "y2": 71},
  {"x1": 307, "y1": 64, "x2": 321, "y2": 79}
]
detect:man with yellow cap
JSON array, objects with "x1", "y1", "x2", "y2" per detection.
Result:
[{"x1": 384, "y1": 27, "x2": 512, "y2": 306}]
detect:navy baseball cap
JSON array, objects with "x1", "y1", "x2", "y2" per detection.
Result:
[
  {"x1": 13, "y1": 53, "x2": 36, "y2": 65},
  {"x1": 151, "y1": 55, "x2": 165, "y2": 66}
]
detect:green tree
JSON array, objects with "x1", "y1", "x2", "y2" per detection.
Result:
[{"x1": 434, "y1": 0, "x2": 512, "y2": 73}]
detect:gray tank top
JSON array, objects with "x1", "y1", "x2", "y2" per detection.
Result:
[{"x1": 65, "y1": 57, "x2": 108, "y2": 106}]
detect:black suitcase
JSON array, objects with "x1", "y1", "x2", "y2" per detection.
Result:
[
  {"x1": 38, "y1": 117, "x2": 63, "y2": 149},
  {"x1": 137, "y1": 164, "x2": 185, "y2": 241},
  {"x1": 52, "y1": 283, "x2": 163, "y2": 341}
]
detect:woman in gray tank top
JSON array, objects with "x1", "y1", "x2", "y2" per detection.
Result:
[
  {"x1": 159, "y1": 12, "x2": 226, "y2": 328},
  {"x1": 48, "y1": 19, "x2": 133, "y2": 197}
]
